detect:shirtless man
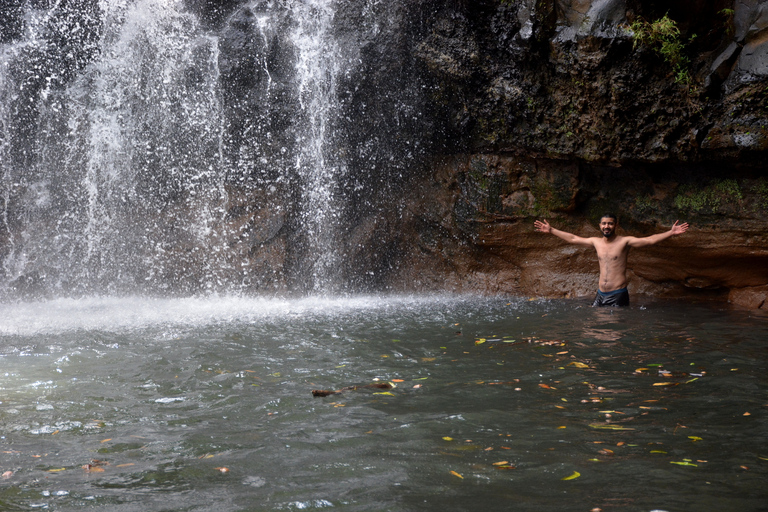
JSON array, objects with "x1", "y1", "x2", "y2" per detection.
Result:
[{"x1": 534, "y1": 214, "x2": 689, "y2": 306}]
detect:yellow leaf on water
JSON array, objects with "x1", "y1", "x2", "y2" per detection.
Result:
[
  {"x1": 492, "y1": 461, "x2": 509, "y2": 466},
  {"x1": 443, "y1": 437, "x2": 454, "y2": 441},
  {"x1": 688, "y1": 436, "x2": 703, "y2": 442},
  {"x1": 568, "y1": 362, "x2": 589, "y2": 368},
  {"x1": 116, "y1": 463, "x2": 135, "y2": 468},
  {"x1": 373, "y1": 392, "x2": 395, "y2": 396},
  {"x1": 100, "y1": 438, "x2": 112, "y2": 443},
  {"x1": 653, "y1": 382, "x2": 677, "y2": 387},
  {"x1": 650, "y1": 450, "x2": 668, "y2": 454},
  {"x1": 562, "y1": 471, "x2": 580, "y2": 480},
  {"x1": 475, "y1": 339, "x2": 486, "y2": 345},
  {"x1": 588, "y1": 423, "x2": 635, "y2": 431},
  {"x1": 671, "y1": 461, "x2": 698, "y2": 467},
  {"x1": 450, "y1": 470, "x2": 464, "y2": 479},
  {"x1": 51, "y1": 430, "x2": 59, "y2": 435},
  {"x1": 48, "y1": 468, "x2": 66, "y2": 472}
]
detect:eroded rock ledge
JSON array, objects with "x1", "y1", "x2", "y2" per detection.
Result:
[
  {"x1": 389, "y1": 153, "x2": 768, "y2": 310},
  {"x1": 385, "y1": 0, "x2": 768, "y2": 309}
]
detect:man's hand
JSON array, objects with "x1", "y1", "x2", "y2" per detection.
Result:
[
  {"x1": 670, "y1": 220, "x2": 689, "y2": 236},
  {"x1": 534, "y1": 220, "x2": 551, "y2": 234}
]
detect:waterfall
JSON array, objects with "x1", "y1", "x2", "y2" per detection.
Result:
[
  {"x1": 290, "y1": 0, "x2": 346, "y2": 293},
  {"x1": 0, "y1": 0, "x2": 421, "y2": 299}
]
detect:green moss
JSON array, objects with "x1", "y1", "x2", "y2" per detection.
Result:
[
  {"x1": 531, "y1": 177, "x2": 570, "y2": 215},
  {"x1": 753, "y1": 177, "x2": 768, "y2": 211},
  {"x1": 634, "y1": 194, "x2": 658, "y2": 214},
  {"x1": 673, "y1": 179, "x2": 743, "y2": 214}
]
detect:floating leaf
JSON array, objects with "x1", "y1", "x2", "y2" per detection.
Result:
[
  {"x1": 215, "y1": 467, "x2": 230, "y2": 473},
  {"x1": 568, "y1": 362, "x2": 589, "y2": 368},
  {"x1": 598, "y1": 449, "x2": 614, "y2": 456},
  {"x1": 492, "y1": 461, "x2": 510, "y2": 466},
  {"x1": 443, "y1": 437, "x2": 454, "y2": 441},
  {"x1": 688, "y1": 436, "x2": 703, "y2": 442},
  {"x1": 475, "y1": 339, "x2": 486, "y2": 345},
  {"x1": 48, "y1": 468, "x2": 67, "y2": 473},
  {"x1": 373, "y1": 392, "x2": 395, "y2": 396},
  {"x1": 653, "y1": 382, "x2": 678, "y2": 387},
  {"x1": 449, "y1": 470, "x2": 464, "y2": 479},
  {"x1": 650, "y1": 450, "x2": 667, "y2": 454},
  {"x1": 671, "y1": 461, "x2": 698, "y2": 467},
  {"x1": 589, "y1": 423, "x2": 635, "y2": 431},
  {"x1": 391, "y1": 379, "x2": 404, "y2": 383},
  {"x1": 562, "y1": 471, "x2": 580, "y2": 480}
]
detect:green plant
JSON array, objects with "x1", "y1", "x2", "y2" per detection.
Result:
[
  {"x1": 630, "y1": 14, "x2": 694, "y2": 85},
  {"x1": 720, "y1": 8, "x2": 735, "y2": 36}
]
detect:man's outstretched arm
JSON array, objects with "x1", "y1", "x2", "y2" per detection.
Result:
[
  {"x1": 626, "y1": 220, "x2": 689, "y2": 248},
  {"x1": 534, "y1": 219, "x2": 594, "y2": 247}
]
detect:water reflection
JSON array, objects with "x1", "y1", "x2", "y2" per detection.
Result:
[{"x1": 0, "y1": 296, "x2": 766, "y2": 511}]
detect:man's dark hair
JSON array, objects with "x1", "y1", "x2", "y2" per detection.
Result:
[{"x1": 600, "y1": 213, "x2": 618, "y2": 223}]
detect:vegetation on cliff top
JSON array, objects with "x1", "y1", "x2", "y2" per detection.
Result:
[{"x1": 629, "y1": 14, "x2": 694, "y2": 86}]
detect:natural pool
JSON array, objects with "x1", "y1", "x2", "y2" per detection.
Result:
[{"x1": 0, "y1": 295, "x2": 766, "y2": 511}]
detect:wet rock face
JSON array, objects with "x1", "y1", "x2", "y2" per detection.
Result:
[
  {"x1": 389, "y1": 154, "x2": 768, "y2": 310},
  {"x1": 388, "y1": 0, "x2": 767, "y2": 308}
]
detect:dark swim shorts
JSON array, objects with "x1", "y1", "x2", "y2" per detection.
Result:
[{"x1": 592, "y1": 287, "x2": 630, "y2": 307}]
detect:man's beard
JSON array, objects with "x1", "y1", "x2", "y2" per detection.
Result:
[{"x1": 602, "y1": 229, "x2": 614, "y2": 238}]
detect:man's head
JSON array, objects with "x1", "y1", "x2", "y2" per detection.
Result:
[{"x1": 599, "y1": 213, "x2": 618, "y2": 238}]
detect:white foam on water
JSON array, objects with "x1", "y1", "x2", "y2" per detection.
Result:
[{"x1": 0, "y1": 293, "x2": 469, "y2": 336}]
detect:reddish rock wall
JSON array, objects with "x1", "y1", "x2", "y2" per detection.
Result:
[{"x1": 391, "y1": 154, "x2": 768, "y2": 310}]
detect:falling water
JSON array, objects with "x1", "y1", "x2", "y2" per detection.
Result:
[
  {"x1": 0, "y1": 0, "x2": 372, "y2": 298},
  {"x1": 1, "y1": 0, "x2": 231, "y2": 296},
  {"x1": 291, "y1": 0, "x2": 344, "y2": 293}
]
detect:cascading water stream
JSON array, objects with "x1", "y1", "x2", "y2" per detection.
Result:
[
  {"x1": 0, "y1": 0, "x2": 363, "y2": 298},
  {"x1": 290, "y1": 0, "x2": 344, "y2": 294}
]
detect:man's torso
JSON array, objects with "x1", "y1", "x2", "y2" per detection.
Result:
[{"x1": 593, "y1": 236, "x2": 631, "y2": 292}]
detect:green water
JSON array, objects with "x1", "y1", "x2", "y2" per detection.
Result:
[{"x1": 0, "y1": 295, "x2": 766, "y2": 511}]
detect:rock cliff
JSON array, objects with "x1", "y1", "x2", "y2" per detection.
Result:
[{"x1": 382, "y1": 0, "x2": 768, "y2": 309}]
